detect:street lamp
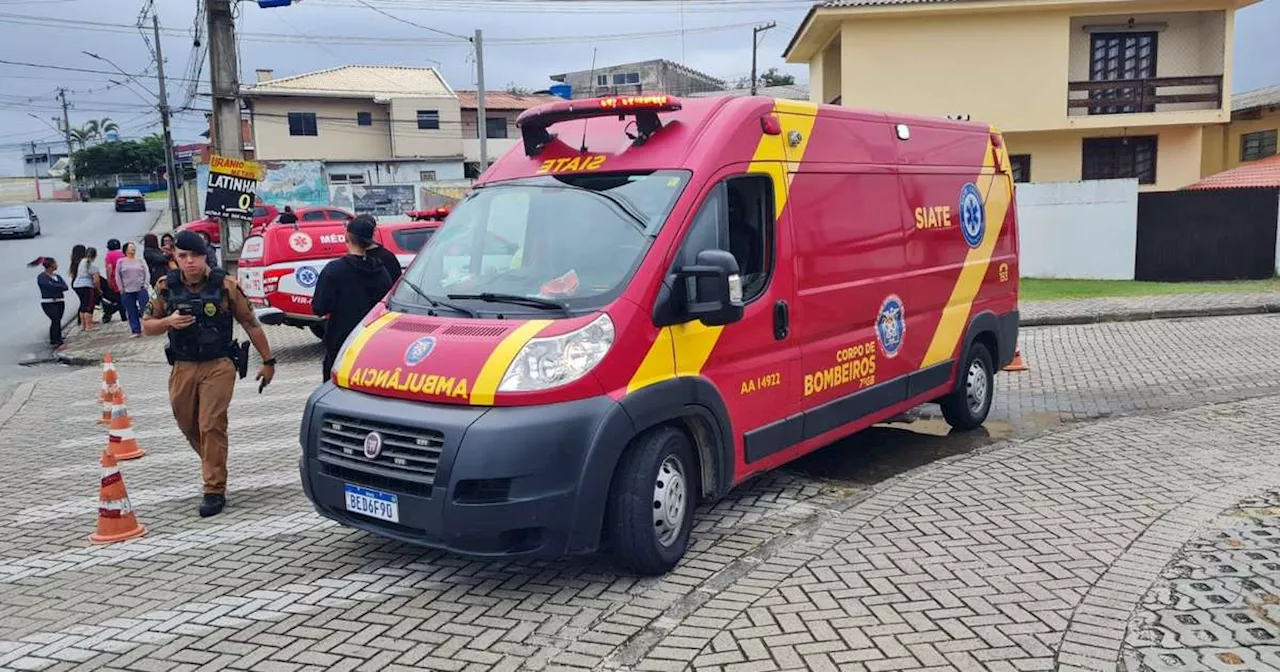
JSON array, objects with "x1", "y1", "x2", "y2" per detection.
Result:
[{"x1": 82, "y1": 51, "x2": 157, "y2": 99}]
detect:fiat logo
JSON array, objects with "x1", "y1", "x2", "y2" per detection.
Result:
[{"x1": 363, "y1": 431, "x2": 384, "y2": 459}]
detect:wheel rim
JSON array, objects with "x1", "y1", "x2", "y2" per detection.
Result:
[
  {"x1": 965, "y1": 359, "x2": 989, "y2": 415},
  {"x1": 652, "y1": 455, "x2": 688, "y2": 547}
]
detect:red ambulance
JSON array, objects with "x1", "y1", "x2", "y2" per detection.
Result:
[
  {"x1": 238, "y1": 211, "x2": 441, "y2": 335},
  {"x1": 298, "y1": 94, "x2": 1020, "y2": 574}
]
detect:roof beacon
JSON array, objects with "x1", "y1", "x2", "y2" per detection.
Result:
[{"x1": 517, "y1": 95, "x2": 683, "y2": 157}]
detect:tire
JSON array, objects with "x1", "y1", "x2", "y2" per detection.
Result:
[
  {"x1": 940, "y1": 341, "x2": 995, "y2": 431},
  {"x1": 309, "y1": 323, "x2": 326, "y2": 339},
  {"x1": 606, "y1": 426, "x2": 698, "y2": 575}
]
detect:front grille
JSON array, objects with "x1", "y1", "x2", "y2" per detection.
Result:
[{"x1": 318, "y1": 414, "x2": 444, "y2": 493}]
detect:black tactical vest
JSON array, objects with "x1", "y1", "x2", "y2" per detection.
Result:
[{"x1": 164, "y1": 268, "x2": 234, "y2": 362}]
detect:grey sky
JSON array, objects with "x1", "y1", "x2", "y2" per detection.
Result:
[{"x1": 1, "y1": 0, "x2": 1277, "y2": 175}]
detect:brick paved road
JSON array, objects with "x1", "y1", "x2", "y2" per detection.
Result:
[{"x1": 2, "y1": 315, "x2": 1280, "y2": 671}]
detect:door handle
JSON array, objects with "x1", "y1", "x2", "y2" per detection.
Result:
[{"x1": 773, "y1": 300, "x2": 789, "y2": 341}]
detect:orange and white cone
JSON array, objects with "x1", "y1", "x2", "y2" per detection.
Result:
[
  {"x1": 90, "y1": 449, "x2": 146, "y2": 544},
  {"x1": 107, "y1": 388, "x2": 145, "y2": 461},
  {"x1": 1003, "y1": 348, "x2": 1029, "y2": 372},
  {"x1": 99, "y1": 354, "x2": 118, "y2": 424}
]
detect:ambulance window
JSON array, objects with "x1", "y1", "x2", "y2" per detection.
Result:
[
  {"x1": 302, "y1": 210, "x2": 328, "y2": 222},
  {"x1": 678, "y1": 184, "x2": 724, "y2": 268},
  {"x1": 726, "y1": 175, "x2": 774, "y2": 302}
]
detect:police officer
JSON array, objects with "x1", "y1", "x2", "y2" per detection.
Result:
[{"x1": 142, "y1": 231, "x2": 277, "y2": 517}]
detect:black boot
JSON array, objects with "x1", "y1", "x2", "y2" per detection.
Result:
[{"x1": 199, "y1": 494, "x2": 226, "y2": 517}]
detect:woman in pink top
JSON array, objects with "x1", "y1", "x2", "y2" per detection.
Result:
[{"x1": 113, "y1": 242, "x2": 151, "y2": 337}]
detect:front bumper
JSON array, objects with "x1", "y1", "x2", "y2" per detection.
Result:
[{"x1": 299, "y1": 383, "x2": 633, "y2": 559}]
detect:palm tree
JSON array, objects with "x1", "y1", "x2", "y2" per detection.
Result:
[
  {"x1": 95, "y1": 118, "x2": 119, "y2": 140},
  {"x1": 69, "y1": 126, "x2": 93, "y2": 149},
  {"x1": 84, "y1": 118, "x2": 118, "y2": 142}
]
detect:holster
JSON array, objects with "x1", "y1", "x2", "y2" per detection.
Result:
[{"x1": 231, "y1": 340, "x2": 250, "y2": 379}]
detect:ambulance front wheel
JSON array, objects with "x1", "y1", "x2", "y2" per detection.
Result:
[
  {"x1": 606, "y1": 426, "x2": 698, "y2": 575},
  {"x1": 941, "y1": 341, "x2": 994, "y2": 431}
]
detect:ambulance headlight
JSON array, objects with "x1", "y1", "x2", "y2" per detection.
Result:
[
  {"x1": 499, "y1": 313, "x2": 614, "y2": 392},
  {"x1": 331, "y1": 320, "x2": 366, "y2": 379}
]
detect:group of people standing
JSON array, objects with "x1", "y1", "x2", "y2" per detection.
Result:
[{"x1": 32, "y1": 232, "x2": 182, "y2": 349}]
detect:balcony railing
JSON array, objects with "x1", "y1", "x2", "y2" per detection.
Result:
[{"x1": 1067, "y1": 75, "x2": 1223, "y2": 116}]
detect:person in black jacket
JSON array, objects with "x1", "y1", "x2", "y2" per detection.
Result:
[
  {"x1": 30, "y1": 256, "x2": 69, "y2": 350},
  {"x1": 312, "y1": 216, "x2": 393, "y2": 382},
  {"x1": 352, "y1": 214, "x2": 403, "y2": 284}
]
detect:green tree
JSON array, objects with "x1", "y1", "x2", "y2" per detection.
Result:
[
  {"x1": 758, "y1": 68, "x2": 795, "y2": 88},
  {"x1": 72, "y1": 135, "x2": 166, "y2": 177}
]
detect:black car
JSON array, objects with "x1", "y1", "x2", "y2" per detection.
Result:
[
  {"x1": 114, "y1": 189, "x2": 146, "y2": 212},
  {"x1": 0, "y1": 205, "x2": 39, "y2": 238}
]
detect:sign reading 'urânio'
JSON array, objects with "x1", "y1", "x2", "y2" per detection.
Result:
[{"x1": 204, "y1": 155, "x2": 263, "y2": 222}]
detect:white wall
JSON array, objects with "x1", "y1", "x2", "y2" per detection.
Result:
[
  {"x1": 1015, "y1": 179, "x2": 1139, "y2": 280},
  {"x1": 324, "y1": 160, "x2": 464, "y2": 185}
]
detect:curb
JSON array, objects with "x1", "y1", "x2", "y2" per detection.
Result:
[
  {"x1": 0, "y1": 381, "x2": 35, "y2": 431},
  {"x1": 1020, "y1": 302, "x2": 1280, "y2": 327}
]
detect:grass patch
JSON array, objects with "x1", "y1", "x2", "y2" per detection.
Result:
[
  {"x1": 144, "y1": 190, "x2": 168, "y2": 201},
  {"x1": 1022, "y1": 277, "x2": 1280, "y2": 302}
]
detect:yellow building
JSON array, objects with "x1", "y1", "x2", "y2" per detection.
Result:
[
  {"x1": 1202, "y1": 84, "x2": 1280, "y2": 176},
  {"x1": 784, "y1": 0, "x2": 1264, "y2": 192}
]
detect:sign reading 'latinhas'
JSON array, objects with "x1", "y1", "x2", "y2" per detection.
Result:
[{"x1": 204, "y1": 155, "x2": 263, "y2": 222}]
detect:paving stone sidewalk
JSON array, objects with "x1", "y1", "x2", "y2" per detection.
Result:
[{"x1": 3, "y1": 315, "x2": 1280, "y2": 671}]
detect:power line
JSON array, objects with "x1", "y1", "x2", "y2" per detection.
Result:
[
  {"x1": 0, "y1": 11, "x2": 773, "y2": 46},
  {"x1": 354, "y1": 0, "x2": 469, "y2": 41}
]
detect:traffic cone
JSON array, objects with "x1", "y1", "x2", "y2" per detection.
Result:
[
  {"x1": 107, "y1": 388, "x2": 146, "y2": 461},
  {"x1": 1003, "y1": 349, "x2": 1029, "y2": 372},
  {"x1": 98, "y1": 354, "x2": 117, "y2": 424},
  {"x1": 89, "y1": 449, "x2": 146, "y2": 544}
]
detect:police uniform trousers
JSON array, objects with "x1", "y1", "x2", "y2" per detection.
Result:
[{"x1": 169, "y1": 358, "x2": 236, "y2": 494}]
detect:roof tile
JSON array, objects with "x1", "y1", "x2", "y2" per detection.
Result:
[
  {"x1": 243, "y1": 65, "x2": 452, "y2": 98},
  {"x1": 1185, "y1": 153, "x2": 1280, "y2": 190}
]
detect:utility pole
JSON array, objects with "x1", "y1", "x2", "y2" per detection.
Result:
[
  {"x1": 153, "y1": 14, "x2": 182, "y2": 230},
  {"x1": 57, "y1": 88, "x2": 76, "y2": 197},
  {"x1": 474, "y1": 28, "x2": 488, "y2": 174},
  {"x1": 750, "y1": 22, "x2": 777, "y2": 96},
  {"x1": 207, "y1": 0, "x2": 245, "y2": 272}
]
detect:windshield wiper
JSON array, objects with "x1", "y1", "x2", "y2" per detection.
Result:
[
  {"x1": 396, "y1": 276, "x2": 478, "y2": 318},
  {"x1": 447, "y1": 292, "x2": 569, "y2": 315}
]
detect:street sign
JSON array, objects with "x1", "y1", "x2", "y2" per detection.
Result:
[
  {"x1": 257, "y1": 0, "x2": 297, "y2": 6},
  {"x1": 204, "y1": 154, "x2": 262, "y2": 222}
]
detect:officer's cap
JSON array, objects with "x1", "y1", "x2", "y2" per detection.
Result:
[{"x1": 174, "y1": 230, "x2": 208, "y2": 255}]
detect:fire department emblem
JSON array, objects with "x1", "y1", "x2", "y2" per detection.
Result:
[
  {"x1": 877, "y1": 295, "x2": 905, "y2": 358},
  {"x1": 404, "y1": 336, "x2": 437, "y2": 367},
  {"x1": 363, "y1": 431, "x2": 383, "y2": 459},
  {"x1": 958, "y1": 182, "x2": 986, "y2": 249}
]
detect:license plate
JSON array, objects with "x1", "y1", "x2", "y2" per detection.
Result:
[{"x1": 344, "y1": 484, "x2": 399, "y2": 523}]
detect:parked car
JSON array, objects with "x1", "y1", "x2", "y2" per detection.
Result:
[
  {"x1": 113, "y1": 189, "x2": 146, "y2": 212},
  {"x1": 0, "y1": 205, "x2": 40, "y2": 238},
  {"x1": 175, "y1": 202, "x2": 290, "y2": 245}
]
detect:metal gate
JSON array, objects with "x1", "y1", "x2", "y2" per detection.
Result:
[{"x1": 1135, "y1": 187, "x2": 1279, "y2": 281}]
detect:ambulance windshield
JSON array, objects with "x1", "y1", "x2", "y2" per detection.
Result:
[{"x1": 391, "y1": 170, "x2": 689, "y2": 315}]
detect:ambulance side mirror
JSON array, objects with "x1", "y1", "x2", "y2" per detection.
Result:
[{"x1": 678, "y1": 249, "x2": 744, "y2": 327}]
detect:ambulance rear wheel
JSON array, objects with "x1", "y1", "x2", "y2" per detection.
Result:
[
  {"x1": 606, "y1": 426, "x2": 697, "y2": 575},
  {"x1": 941, "y1": 341, "x2": 994, "y2": 431}
]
